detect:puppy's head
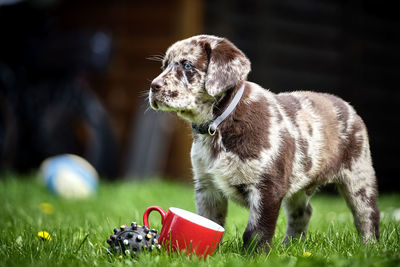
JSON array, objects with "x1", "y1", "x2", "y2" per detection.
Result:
[{"x1": 149, "y1": 35, "x2": 251, "y2": 123}]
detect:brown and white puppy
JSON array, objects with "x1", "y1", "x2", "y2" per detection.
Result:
[{"x1": 149, "y1": 35, "x2": 379, "y2": 251}]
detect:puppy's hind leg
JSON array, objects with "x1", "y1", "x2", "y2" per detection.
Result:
[
  {"x1": 282, "y1": 190, "x2": 312, "y2": 245},
  {"x1": 336, "y1": 164, "x2": 380, "y2": 242}
]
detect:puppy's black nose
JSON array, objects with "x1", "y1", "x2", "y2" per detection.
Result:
[{"x1": 150, "y1": 79, "x2": 164, "y2": 92}]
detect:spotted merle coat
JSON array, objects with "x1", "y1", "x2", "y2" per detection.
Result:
[{"x1": 149, "y1": 35, "x2": 379, "y2": 251}]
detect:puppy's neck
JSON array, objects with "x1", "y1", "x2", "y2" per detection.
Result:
[
  {"x1": 212, "y1": 82, "x2": 244, "y2": 119},
  {"x1": 191, "y1": 82, "x2": 246, "y2": 135}
]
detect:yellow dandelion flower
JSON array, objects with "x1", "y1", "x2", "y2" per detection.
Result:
[
  {"x1": 303, "y1": 251, "x2": 312, "y2": 257},
  {"x1": 38, "y1": 231, "x2": 52, "y2": 241},
  {"x1": 40, "y1": 203, "x2": 54, "y2": 214}
]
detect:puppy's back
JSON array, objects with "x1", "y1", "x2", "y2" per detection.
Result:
[{"x1": 275, "y1": 91, "x2": 369, "y2": 182}]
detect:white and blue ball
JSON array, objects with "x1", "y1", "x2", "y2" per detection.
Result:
[{"x1": 40, "y1": 154, "x2": 99, "y2": 199}]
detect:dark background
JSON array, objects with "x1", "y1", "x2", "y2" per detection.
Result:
[{"x1": 0, "y1": 0, "x2": 399, "y2": 192}]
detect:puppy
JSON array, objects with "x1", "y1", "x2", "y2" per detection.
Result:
[{"x1": 149, "y1": 35, "x2": 379, "y2": 251}]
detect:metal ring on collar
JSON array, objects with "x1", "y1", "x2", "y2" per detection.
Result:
[{"x1": 208, "y1": 125, "x2": 216, "y2": 136}]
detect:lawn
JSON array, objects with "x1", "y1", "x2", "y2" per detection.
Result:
[{"x1": 1, "y1": 174, "x2": 399, "y2": 266}]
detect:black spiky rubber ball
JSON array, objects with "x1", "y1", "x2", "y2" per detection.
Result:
[{"x1": 106, "y1": 221, "x2": 161, "y2": 256}]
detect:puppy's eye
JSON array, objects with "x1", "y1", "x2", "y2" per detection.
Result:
[{"x1": 183, "y1": 62, "x2": 193, "y2": 70}]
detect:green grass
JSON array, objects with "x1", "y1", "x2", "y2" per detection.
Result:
[{"x1": 1, "y1": 174, "x2": 400, "y2": 266}]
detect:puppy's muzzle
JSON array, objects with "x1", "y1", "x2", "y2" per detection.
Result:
[{"x1": 149, "y1": 78, "x2": 165, "y2": 110}]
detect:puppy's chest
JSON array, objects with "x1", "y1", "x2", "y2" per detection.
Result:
[{"x1": 192, "y1": 136, "x2": 263, "y2": 203}]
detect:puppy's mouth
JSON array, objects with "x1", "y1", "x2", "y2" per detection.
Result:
[
  {"x1": 150, "y1": 99, "x2": 175, "y2": 111},
  {"x1": 150, "y1": 99, "x2": 194, "y2": 120},
  {"x1": 150, "y1": 91, "x2": 174, "y2": 111},
  {"x1": 150, "y1": 99, "x2": 160, "y2": 110},
  {"x1": 150, "y1": 98, "x2": 188, "y2": 112},
  {"x1": 149, "y1": 94, "x2": 168, "y2": 111}
]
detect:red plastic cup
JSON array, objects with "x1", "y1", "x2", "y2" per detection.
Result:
[{"x1": 143, "y1": 206, "x2": 225, "y2": 257}]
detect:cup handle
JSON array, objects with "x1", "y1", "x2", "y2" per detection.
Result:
[{"x1": 143, "y1": 206, "x2": 167, "y2": 228}]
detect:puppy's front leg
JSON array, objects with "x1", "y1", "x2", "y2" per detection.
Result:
[
  {"x1": 242, "y1": 185, "x2": 283, "y2": 252},
  {"x1": 195, "y1": 180, "x2": 228, "y2": 227}
]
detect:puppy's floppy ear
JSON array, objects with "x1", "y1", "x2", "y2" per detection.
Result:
[{"x1": 204, "y1": 39, "x2": 251, "y2": 97}]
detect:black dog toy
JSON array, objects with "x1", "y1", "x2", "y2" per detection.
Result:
[{"x1": 106, "y1": 221, "x2": 161, "y2": 256}]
